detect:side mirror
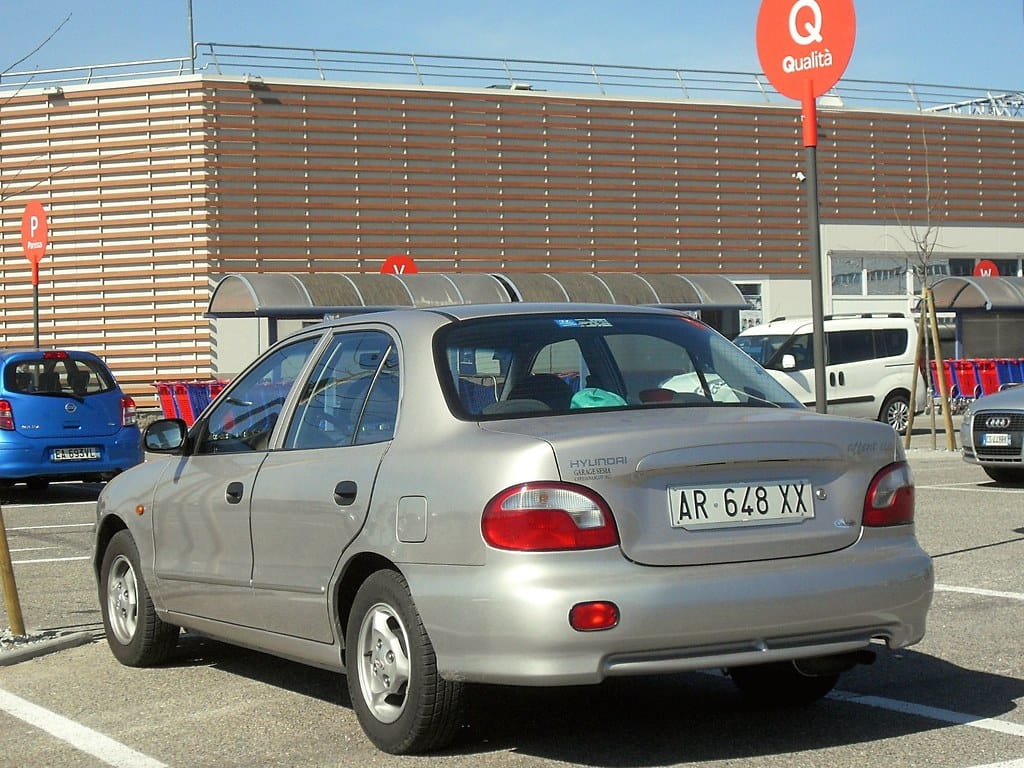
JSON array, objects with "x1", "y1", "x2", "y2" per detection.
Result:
[
  {"x1": 144, "y1": 418, "x2": 187, "y2": 453},
  {"x1": 780, "y1": 354, "x2": 798, "y2": 371}
]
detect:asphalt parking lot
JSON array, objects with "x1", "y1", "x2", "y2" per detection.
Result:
[{"x1": 0, "y1": 426, "x2": 1021, "y2": 768}]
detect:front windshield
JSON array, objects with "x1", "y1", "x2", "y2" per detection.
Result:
[
  {"x1": 437, "y1": 312, "x2": 801, "y2": 419},
  {"x1": 733, "y1": 334, "x2": 791, "y2": 368}
]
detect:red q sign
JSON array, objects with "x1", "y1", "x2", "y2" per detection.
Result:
[{"x1": 756, "y1": 0, "x2": 856, "y2": 101}]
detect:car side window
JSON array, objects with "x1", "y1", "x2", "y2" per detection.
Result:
[
  {"x1": 284, "y1": 331, "x2": 399, "y2": 450},
  {"x1": 876, "y1": 329, "x2": 908, "y2": 358},
  {"x1": 828, "y1": 330, "x2": 875, "y2": 365},
  {"x1": 195, "y1": 336, "x2": 320, "y2": 455}
]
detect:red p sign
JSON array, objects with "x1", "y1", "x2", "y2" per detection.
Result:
[{"x1": 21, "y1": 201, "x2": 49, "y2": 263}]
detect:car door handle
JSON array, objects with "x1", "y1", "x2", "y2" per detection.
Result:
[
  {"x1": 225, "y1": 481, "x2": 244, "y2": 504},
  {"x1": 334, "y1": 480, "x2": 358, "y2": 506}
]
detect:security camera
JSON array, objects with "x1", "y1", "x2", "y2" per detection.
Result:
[{"x1": 793, "y1": 171, "x2": 807, "y2": 182}]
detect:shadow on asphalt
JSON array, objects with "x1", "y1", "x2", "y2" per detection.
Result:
[
  {"x1": 0, "y1": 482, "x2": 104, "y2": 506},
  {"x1": 156, "y1": 634, "x2": 1024, "y2": 763}
]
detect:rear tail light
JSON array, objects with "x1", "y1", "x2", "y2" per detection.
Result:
[
  {"x1": 121, "y1": 396, "x2": 138, "y2": 427},
  {"x1": 482, "y1": 482, "x2": 619, "y2": 551},
  {"x1": 0, "y1": 400, "x2": 13, "y2": 431},
  {"x1": 863, "y1": 461, "x2": 915, "y2": 527}
]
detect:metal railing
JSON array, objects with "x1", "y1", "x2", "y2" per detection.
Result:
[{"x1": 2, "y1": 42, "x2": 1022, "y2": 117}]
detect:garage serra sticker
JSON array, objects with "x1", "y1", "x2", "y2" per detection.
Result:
[{"x1": 568, "y1": 455, "x2": 629, "y2": 481}]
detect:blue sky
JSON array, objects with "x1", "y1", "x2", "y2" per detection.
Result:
[{"x1": 1, "y1": 1, "x2": 1022, "y2": 91}]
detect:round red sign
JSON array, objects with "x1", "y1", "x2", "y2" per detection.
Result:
[
  {"x1": 974, "y1": 259, "x2": 999, "y2": 277},
  {"x1": 756, "y1": 0, "x2": 857, "y2": 101},
  {"x1": 21, "y1": 200, "x2": 49, "y2": 265},
  {"x1": 380, "y1": 254, "x2": 418, "y2": 275}
]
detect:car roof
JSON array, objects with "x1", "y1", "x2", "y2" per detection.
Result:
[
  {"x1": 738, "y1": 313, "x2": 914, "y2": 336},
  {"x1": 312, "y1": 302, "x2": 686, "y2": 330},
  {"x1": 0, "y1": 348, "x2": 106, "y2": 362}
]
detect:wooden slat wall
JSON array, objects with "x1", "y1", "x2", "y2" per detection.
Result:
[
  {"x1": 206, "y1": 82, "x2": 1024, "y2": 281},
  {"x1": 3, "y1": 75, "x2": 1024, "y2": 407},
  {"x1": 0, "y1": 82, "x2": 212, "y2": 405}
]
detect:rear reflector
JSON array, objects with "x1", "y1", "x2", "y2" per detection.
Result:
[{"x1": 569, "y1": 601, "x2": 619, "y2": 632}]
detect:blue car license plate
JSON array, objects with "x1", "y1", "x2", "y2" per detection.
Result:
[{"x1": 52, "y1": 447, "x2": 100, "y2": 461}]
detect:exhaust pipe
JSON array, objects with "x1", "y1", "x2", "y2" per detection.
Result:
[{"x1": 794, "y1": 649, "x2": 876, "y2": 677}]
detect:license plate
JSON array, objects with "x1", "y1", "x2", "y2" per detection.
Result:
[
  {"x1": 52, "y1": 447, "x2": 100, "y2": 462},
  {"x1": 981, "y1": 433, "x2": 1011, "y2": 447},
  {"x1": 669, "y1": 481, "x2": 814, "y2": 529}
]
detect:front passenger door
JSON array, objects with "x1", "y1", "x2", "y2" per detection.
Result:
[{"x1": 152, "y1": 335, "x2": 321, "y2": 624}]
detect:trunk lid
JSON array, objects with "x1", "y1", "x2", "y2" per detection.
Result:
[{"x1": 480, "y1": 408, "x2": 901, "y2": 566}]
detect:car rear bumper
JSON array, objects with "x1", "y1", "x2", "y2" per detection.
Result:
[
  {"x1": 404, "y1": 531, "x2": 933, "y2": 686},
  {"x1": 0, "y1": 430, "x2": 142, "y2": 481}
]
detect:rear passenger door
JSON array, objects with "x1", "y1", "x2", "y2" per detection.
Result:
[
  {"x1": 247, "y1": 329, "x2": 399, "y2": 642},
  {"x1": 825, "y1": 329, "x2": 877, "y2": 418}
]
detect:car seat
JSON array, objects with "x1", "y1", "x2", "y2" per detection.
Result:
[
  {"x1": 507, "y1": 373, "x2": 574, "y2": 411},
  {"x1": 38, "y1": 371, "x2": 61, "y2": 392},
  {"x1": 69, "y1": 369, "x2": 91, "y2": 395}
]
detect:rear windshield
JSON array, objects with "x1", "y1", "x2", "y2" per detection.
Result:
[
  {"x1": 3, "y1": 354, "x2": 116, "y2": 397},
  {"x1": 436, "y1": 312, "x2": 801, "y2": 419}
]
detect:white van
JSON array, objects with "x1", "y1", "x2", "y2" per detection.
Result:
[{"x1": 734, "y1": 313, "x2": 927, "y2": 433}]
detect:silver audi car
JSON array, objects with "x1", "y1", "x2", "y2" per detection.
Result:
[
  {"x1": 93, "y1": 303, "x2": 933, "y2": 754},
  {"x1": 961, "y1": 383, "x2": 1024, "y2": 482}
]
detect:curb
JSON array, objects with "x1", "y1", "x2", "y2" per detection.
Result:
[{"x1": 0, "y1": 631, "x2": 95, "y2": 667}]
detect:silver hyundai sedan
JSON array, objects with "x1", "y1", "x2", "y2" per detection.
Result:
[{"x1": 93, "y1": 303, "x2": 933, "y2": 754}]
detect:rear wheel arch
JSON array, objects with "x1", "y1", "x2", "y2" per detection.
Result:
[{"x1": 335, "y1": 552, "x2": 399, "y2": 667}]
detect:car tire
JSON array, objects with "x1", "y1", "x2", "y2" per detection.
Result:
[
  {"x1": 99, "y1": 529, "x2": 179, "y2": 667},
  {"x1": 728, "y1": 661, "x2": 839, "y2": 706},
  {"x1": 346, "y1": 569, "x2": 464, "y2": 754},
  {"x1": 880, "y1": 392, "x2": 911, "y2": 434},
  {"x1": 982, "y1": 465, "x2": 1024, "y2": 484}
]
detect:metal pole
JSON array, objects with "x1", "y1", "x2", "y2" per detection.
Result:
[
  {"x1": 803, "y1": 86, "x2": 827, "y2": 413},
  {"x1": 187, "y1": 0, "x2": 195, "y2": 75},
  {"x1": 0, "y1": 503, "x2": 27, "y2": 637},
  {"x1": 32, "y1": 264, "x2": 40, "y2": 349}
]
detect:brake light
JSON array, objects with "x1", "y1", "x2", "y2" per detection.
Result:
[
  {"x1": 0, "y1": 400, "x2": 13, "y2": 431},
  {"x1": 42, "y1": 351, "x2": 69, "y2": 360},
  {"x1": 863, "y1": 462, "x2": 915, "y2": 527},
  {"x1": 121, "y1": 396, "x2": 138, "y2": 427},
  {"x1": 482, "y1": 482, "x2": 618, "y2": 551}
]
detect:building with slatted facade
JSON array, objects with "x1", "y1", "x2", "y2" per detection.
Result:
[{"x1": 2, "y1": 56, "x2": 1023, "y2": 408}]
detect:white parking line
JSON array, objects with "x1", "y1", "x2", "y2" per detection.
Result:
[
  {"x1": 917, "y1": 483, "x2": 1024, "y2": 492},
  {"x1": 972, "y1": 760, "x2": 1024, "y2": 768},
  {"x1": 5, "y1": 523, "x2": 93, "y2": 531},
  {"x1": 830, "y1": 690, "x2": 1024, "y2": 738},
  {"x1": 11, "y1": 556, "x2": 90, "y2": 565},
  {"x1": 935, "y1": 584, "x2": 1024, "y2": 601},
  {"x1": 0, "y1": 687, "x2": 166, "y2": 768}
]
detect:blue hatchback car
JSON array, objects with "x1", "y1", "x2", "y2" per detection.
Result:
[{"x1": 0, "y1": 349, "x2": 143, "y2": 490}]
